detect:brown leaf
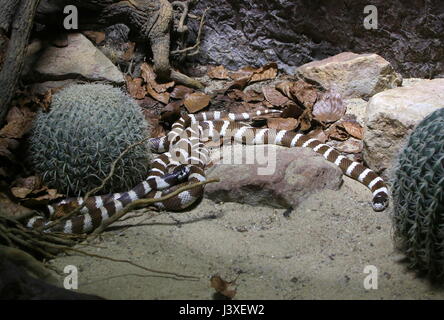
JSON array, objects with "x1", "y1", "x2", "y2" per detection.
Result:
[
  {"x1": 210, "y1": 274, "x2": 237, "y2": 299},
  {"x1": 341, "y1": 120, "x2": 364, "y2": 140},
  {"x1": 262, "y1": 86, "x2": 290, "y2": 107},
  {"x1": 160, "y1": 100, "x2": 183, "y2": 126},
  {"x1": 250, "y1": 62, "x2": 278, "y2": 83},
  {"x1": 227, "y1": 89, "x2": 246, "y2": 101},
  {"x1": 126, "y1": 76, "x2": 147, "y2": 100},
  {"x1": 281, "y1": 101, "x2": 304, "y2": 119},
  {"x1": 140, "y1": 62, "x2": 175, "y2": 93},
  {"x1": 291, "y1": 81, "x2": 318, "y2": 109},
  {"x1": 121, "y1": 42, "x2": 136, "y2": 61},
  {"x1": 207, "y1": 65, "x2": 230, "y2": 80},
  {"x1": 170, "y1": 85, "x2": 194, "y2": 99},
  {"x1": 312, "y1": 89, "x2": 346, "y2": 123},
  {"x1": 243, "y1": 89, "x2": 264, "y2": 102},
  {"x1": 299, "y1": 108, "x2": 314, "y2": 131},
  {"x1": 11, "y1": 187, "x2": 32, "y2": 199},
  {"x1": 0, "y1": 192, "x2": 34, "y2": 218},
  {"x1": 226, "y1": 75, "x2": 251, "y2": 91},
  {"x1": 183, "y1": 92, "x2": 211, "y2": 113},
  {"x1": 0, "y1": 106, "x2": 35, "y2": 139},
  {"x1": 305, "y1": 128, "x2": 328, "y2": 143},
  {"x1": 325, "y1": 124, "x2": 349, "y2": 141},
  {"x1": 267, "y1": 117, "x2": 298, "y2": 131},
  {"x1": 146, "y1": 84, "x2": 170, "y2": 104}
]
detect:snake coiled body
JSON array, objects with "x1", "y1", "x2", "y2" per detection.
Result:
[{"x1": 26, "y1": 109, "x2": 389, "y2": 234}]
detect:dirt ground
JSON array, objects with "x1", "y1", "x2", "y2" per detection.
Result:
[{"x1": 48, "y1": 175, "x2": 444, "y2": 300}]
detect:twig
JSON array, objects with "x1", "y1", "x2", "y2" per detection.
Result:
[
  {"x1": 89, "y1": 177, "x2": 220, "y2": 238},
  {"x1": 30, "y1": 240, "x2": 199, "y2": 280},
  {"x1": 171, "y1": 7, "x2": 208, "y2": 56},
  {"x1": 172, "y1": 0, "x2": 190, "y2": 33},
  {"x1": 40, "y1": 136, "x2": 152, "y2": 232}
]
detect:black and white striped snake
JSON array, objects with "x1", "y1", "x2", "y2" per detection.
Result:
[{"x1": 26, "y1": 109, "x2": 389, "y2": 234}]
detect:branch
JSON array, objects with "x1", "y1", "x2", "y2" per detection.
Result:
[
  {"x1": 171, "y1": 7, "x2": 208, "y2": 56},
  {"x1": 39, "y1": 135, "x2": 152, "y2": 232},
  {"x1": 89, "y1": 177, "x2": 220, "y2": 238}
]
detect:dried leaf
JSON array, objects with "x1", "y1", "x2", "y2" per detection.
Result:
[
  {"x1": 262, "y1": 86, "x2": 290, "y2": 107},
  {"x1": 11, "y1": 187, "x2": 32, "y2": 199},
  {"x1": 281, "y1": 102, "x2": 304, "y2": 119},
  {"x1": 305, "y1": 128, "x2": 328, "y2": 143},
  {"x1": 250, "y1": 62, "x2": 278, "y2": 83},
  {"x1": 146, "y1": 84, "x2": 170, "y2": 104},
  {"x1": 160, "y1": 100, "x2": 183, "y2": 126},
  {"x1": 325, "y1": 124, "x2": 349, "y2": 141},
  {"x1": 207, "y1": 65, "x2": 230, "y2": 80},
  {"x1": 227, "y1": 89, "x2": 246, "y2": 101},
  {"x1": 126, "y1": 76, "x2": 147, "y2": 100},
  {"x1": 341, "y1": 120, "x2": 364, "y2": 140},
  {"x1": 210, "y1": 275, "x2": 237, "y2": 299},
  {"x1": 267, "y1": 117, "x2": 298, "y2": 131},
  {"x1": 243, "y1": 89, "x2": 264, "y2": 102},
  {"x1": 312, "y1": 89, "x2": 346, "y2": 123},
  {"x1": 170, "y1": 85, "x2": 194, "y2": 99},
  {"x1": 0, "y1": 193, "x2": 34, "y2": 218},
  {"x1": 299, "y1": 108, "x2": 313, "y2": 131},
  {"x1": 226, "y1": 75, "x2": 251, "y2": 91},
  {"x1": 121, "y1": 42, "x2": 136, "y2": 61},
  {"x1": 0, "y1": 106, "x2": 35, "y2": 139},
  {"x1": 183, "y1": 92, "x2": 211, "y2": 113},
  {"x1": 140, "y1": 62, "x2": 175, "y2": 93}
]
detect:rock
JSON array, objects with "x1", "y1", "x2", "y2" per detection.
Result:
[
  {"x1": 296, "y1": 52, "x2": 402, "y2": 99},
  {"x1": 189, "y1": 0, "x2": 444, "y2": 78},
  {"x1": 30, "y1": 80, "x2": 78, "y2": 95},
  {"x1": 204, "y1": 144, "x2": 342, "y2": 208},
  {"x1": 363, "y1": 78, "x2": 444, "y2": 178},
  {"x1": 34, "y1": 33, "x2": 124, "y2": 84}
]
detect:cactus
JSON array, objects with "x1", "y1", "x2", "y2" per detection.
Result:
[
  {"x1": 391, "y1": 108, "x2": 444, "y2": 280},
  {"x1": 27, "y1": 83, "x2": 152, "y2": 196}
]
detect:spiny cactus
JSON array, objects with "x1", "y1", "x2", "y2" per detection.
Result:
[
  {"x1": 391, "y1": 108, "x2": 444, "y2": 280},
  {"x1": 27, "y1": 83, "x2": 152, "y2": 196}
]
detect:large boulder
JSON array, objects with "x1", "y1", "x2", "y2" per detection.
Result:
[
  {"x1": 296, "y1": 52, "x2": 402, "y2": 99},
  {"x1": 33, "y1": 33, "x2": 125, "y2": 84},
  {"x1": 363, "y1": 78, "x2": 444, "y2": 178},
  {"x1": 189, "y1": 0, "x2": 444, "y2": 78},
  {"x1": 204, "y1": 144, "x2": 343, "y2": 208}
]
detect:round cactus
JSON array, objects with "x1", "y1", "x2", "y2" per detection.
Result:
[
  {"x1": 391, "y1": 108, "x2": 444, "y2": 280},
  {"x1": 27, "y1": 83, "x2": 152, "y2": 196}
]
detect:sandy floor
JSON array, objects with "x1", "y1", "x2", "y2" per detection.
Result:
[{"x1": 47, "y1": 175, "x2": 444, "y2": 300}]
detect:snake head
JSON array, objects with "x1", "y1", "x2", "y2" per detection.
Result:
[{"x1": 173, "y1": 164, "x2": 191, "y2": 182}]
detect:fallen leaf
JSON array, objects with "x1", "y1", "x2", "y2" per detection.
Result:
[
  {"x1": 210, "y1": 274, "x2": 237, "y2": 299},
  {"x1": 227, "y1": 89, "x2": 247, "y2": 101},
  {"x1": 325, "y1": 124, "x2": 349, "y2": 141},
  {"x1": 11, "y1": 187, "x2": 32, "y2": 199},
  {"x1": 305, "y1": 128, "x2": 328, "y2": 143},
  {"x1": 207, "y1": 65, "x2": 230, "y2": 80},
  {"x1": 0, "y1": 106, "x2": 35, "y2": 139},
  {"x1": 299, "y1": 108, "x2": 314, "y2": 131},
  {"x1": 121, "y1": 42, "x2": 136, "y2": 61},
  {"x1": 243, "y1": 89, "x2": 264, "y2": 102},
  {"x1": 281, "y1": 101, "x2": 304, "y2": 119},
  {"x1": 126, "y1": 76, "x2": 147, "y2": 100},
  {"x1": 160, "y1": 100, "x2": 183, "y2": 126},
  {"x1": 146, "y1": 84, "x2": 170, "y2": 104},
  {"x1": 183, "y1": 92, "x2": 211, "y2": 113},
  {"x1": 267, "y1": 117, "x2": 298, "y2": 131},
  {"x1": 250, "y1": 62, "x2": 278, "y2": 83},
  {"x1": 312, "y1": 89, "x2": 346, "y2": 123},
  {"x1": 0, "y1": 192, "x2": 34, "y2": 218},
  {"x1": 170, "y1": 85, "x2": 194, "y2": 99},
  {"x1": 140, "y1": 62, "x2": 175, "y2": 93},
  {"x1": 341, "y1": 120, "x2": 364, "y2": 140},
  {"x1": 226, "y1": 74, "x2": 251, "y2": 91},
  {"x1": 262, "y1": 86, "x2": 290, "y2": 107}
]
